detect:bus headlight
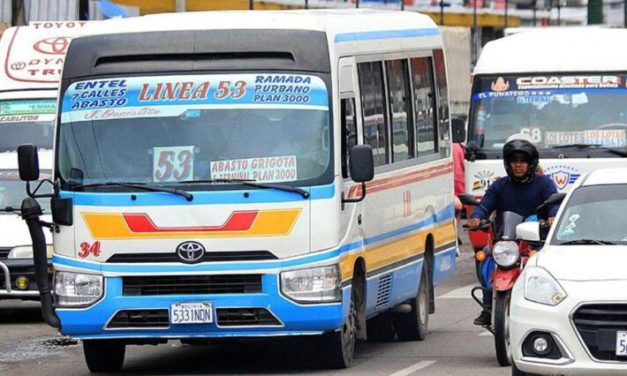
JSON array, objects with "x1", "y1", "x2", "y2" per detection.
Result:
[
  {"x1": 54, "y1": 271, "x2": 103, "y2": 307},
  {"x1": 7, "y1": 245, "x2": 54, "y2": 259},
  {"x1": 524, "y1": 266, "x2": 567, "y2": 306},
  {"x1": 492, "y1": 241, "x2": 519, "y2": 268},
  {"x1": 280, "y1": 265, "x2": 341, "y2": 303}
]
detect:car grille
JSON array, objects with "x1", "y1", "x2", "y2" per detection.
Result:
[
  {"x1": 0, "y1": 247, "x2": 10, "y2": 260},
  {"x1": 122, "y1": 275, "x2": 262, "y2": 296},
  {"x1": 573, "y1": 304, "x2": 627, "y2": 361},
  {"x1": 216, "y1": 308, "x2": 281, "y2": 327},
  {"x1": 107, "y1": 251, "x2": 277, "y2": 263},
  {"x1": 106, "y1": 309, "x2": 169, "y2": 329}
]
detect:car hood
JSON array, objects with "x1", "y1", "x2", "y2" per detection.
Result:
[
  {"x1": 536, "y1": 245, "x2": 627, "y2": 281},
  {"x1": 0, "y1": 213, "x2": 52, "y2": 247}
]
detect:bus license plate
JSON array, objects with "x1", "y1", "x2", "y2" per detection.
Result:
[
  {"x1": 616, "y1": 331, "x2": 627, "y2": 356},
  {"x1": 170, "y1": 302, "x2": 213, "y2": 324}
]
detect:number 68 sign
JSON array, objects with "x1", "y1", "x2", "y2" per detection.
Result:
[{"x1": 152, "y1": 146, "x2": 195, "y2": 182}]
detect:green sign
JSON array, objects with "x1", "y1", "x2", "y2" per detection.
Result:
[{"x1": 0, "y1": 100, "x2": 57, "y2": 116}]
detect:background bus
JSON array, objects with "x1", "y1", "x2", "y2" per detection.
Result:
[
  {"x1": 464, "y1": 28, "x2": 627, "y2": 250},
  {"x1": 0, "y1": 21, "x2": 88, "y2": 300}
]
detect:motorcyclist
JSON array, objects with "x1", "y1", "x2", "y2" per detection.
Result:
[{"x1": 467, "y1": 134, "x2": 559, "y2": 326}]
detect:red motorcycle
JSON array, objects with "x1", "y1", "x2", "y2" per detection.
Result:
[{"x1": 459, "y1": 194, "x2": 535, "y2": 367}]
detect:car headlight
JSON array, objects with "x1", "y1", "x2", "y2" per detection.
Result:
[
  {"x1": 7, "y1": 245, "x2": 54, "y2": 259},
  {"x1": 492, "y1": 240, "x2": 520, "y2": 267},
  {"x1": 524, "y1": 266, "x2": 567, "y2": 306},
  {"x1": 54, "y1": 271, "x2": 104, "y2": 307},
  {"x1": 280, "y1": 264, "x2": 341, "y2": 303}
]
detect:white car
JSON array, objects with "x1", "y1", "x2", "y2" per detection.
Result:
[{"x1": 511, "y1": 168, "x2": 627, "y2": 375}]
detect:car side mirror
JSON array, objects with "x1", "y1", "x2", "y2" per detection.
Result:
[
  {"x1": 18, "y1": 144, "x2": 40, "y2": 182},
  {"x1": 516, "y1": 221, "x2": 541, "y2": 242},
  {"x1": 465, "y1": 140, "x2": 479, "y2": 162},
  {"x1": 349, "y1": 145, "x2": 374, "y2": 183},
  {"x1": 51, "y1": 197, "x2": 73, "y2": 226},
  {"x1": 451, "y1": 117, "x2": 466, "y2": 143}
]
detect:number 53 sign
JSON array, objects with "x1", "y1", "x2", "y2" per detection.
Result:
[{"x1": 153, "y1": 146, "x2": 195, "y2": 182}]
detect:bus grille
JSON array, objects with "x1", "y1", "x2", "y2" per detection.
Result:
[
  {"x1": 216, "y1": 308, "x2": 281, "y2": 327},
  {"x1": 107, "y1": 309, "x2": 169, "y2": 329},
  {"x1": 122, "y1": 275, "x2": 262, "y2": 296},
  {"x1": 375, "y1": 274, "x2": 392, "y2": 310},
  {"x1": 572, "y1": 304, "x2": 627, "y2": 361}
]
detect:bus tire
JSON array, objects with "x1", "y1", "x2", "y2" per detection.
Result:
[
  {"x1": 320, "y1": 282, "x2": 357, "y2": 369},
  {"x1": 83, "y1": 339, "x2": 125, "y2": 373},
  {"x1": 366, "y1": 313, "x2": 396, "y2": 342},
  {"x1": 395, "y1": 262, "x2": 429, "y2": 341}
]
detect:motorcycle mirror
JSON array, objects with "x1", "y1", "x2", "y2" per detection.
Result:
[
  {"x1": 458, "y1": 193, "x2": 480, "y2": 207},
  {"x1": 516, "y1": 222, "x2": 540, "y2": 242}
]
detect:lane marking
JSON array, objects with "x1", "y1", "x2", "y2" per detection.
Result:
[
  {"x1": 438, "y1": 283, "x2": 477, "y2": 299},
  {"x1": 388, "y1": 360, "x2": 437, "y2": 376}
]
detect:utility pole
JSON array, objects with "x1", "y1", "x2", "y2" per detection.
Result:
[
  {"x1": 532, "y1": 0, "x2": 537, "y2": 26},
  {"x1": 588, "y1": 0, "x2": 603, "y2": 24},
  {"x1": 440, "y1": 0, "x2": 444, "y2": 24},
  {"x1": 472, "y1": 0, "x2": 478, "y2": 66},
  {"x1": 505, "y1": 0, "x2": 508, "y2": 29},
  {"x1": 79, "y1": 0, "x2": 89, "y2": 20},
  {"x1": 249, "y1": 0, "x2": 254, "y2": 10},
  {"x1": 11, "y1": 0, "x2": 25, "y2": 26}
]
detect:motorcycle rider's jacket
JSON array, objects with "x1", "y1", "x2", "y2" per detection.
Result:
[{"x1": 471, "y1": 175, "x2": 559, "y2": 226}]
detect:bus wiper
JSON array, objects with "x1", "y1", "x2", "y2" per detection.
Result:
[
  {"x1": 179, "y1": 179, "x2": 310, "y2": 199},
  {"x1": 559, "y1": 239, "x2": 616, "y2": 245},
  {"x1": 552, "y1": 144, "x2": 627, "y2": 157},
  {"x1": 73, "y1": 182, "x2": 194, "y2": 201}
]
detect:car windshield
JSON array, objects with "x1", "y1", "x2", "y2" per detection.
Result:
[
  {"x1": 0, "y1": 99, "x2": 56, "y2": 152},
  {"x1": 57, "y1": 73, "x2": 331, "y2": 188},
  {"x1": 552, "y1": 185, "x2": 627, "y2": 245},
  {"x1": 0, "y1": 170, "x2": 51, "y2": 212},
  {"x1": 468, "y1": 74, "x2": 627, "y2": 157}
]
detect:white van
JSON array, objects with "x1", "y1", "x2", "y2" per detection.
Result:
[{"x1": 0, "y1": 21, "x2": 88, "y2": 299}]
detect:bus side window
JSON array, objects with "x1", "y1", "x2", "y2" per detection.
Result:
[
  {"x1": 358, "y1": 61, "x2": 389, "y2": 167},
  {"x1": 386, "y1": 59, "x2": 414, "y2": 162},
  {"x1": 341, "y1": 98, "x2": 357, "y2": 178},
  {"x1": 434, "y1": 49, "x2": 451, "y2": 158},
  {"x1": 410, "y1": 57, "x2": 437, "y2": 157}
]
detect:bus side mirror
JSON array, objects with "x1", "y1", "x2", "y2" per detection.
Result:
[
  {"x1": 18, "y1": 144, "x2": 40, "y2": 182},
  {"x1": 451, "y1": 117, "x2": 466, "y2": 143},
  {"x1": 349, "y1": 145, "x2": 374, "y2": 183},
  {"x1": 51, "y1": 197, "x2": 73, "y2": 226}
]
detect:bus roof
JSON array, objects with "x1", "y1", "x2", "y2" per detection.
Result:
[
  {"x1": 0, "y1": 21, "x2": 90, "y2": 92},
  {"x1": 76, "y1": 9, "x2": 439, "y2": 40},
  {"x1": 473, "y1": 27, "x2": 627, "y2": 75}
]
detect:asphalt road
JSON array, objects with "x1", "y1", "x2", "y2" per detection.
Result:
[{"x1": 0, "y1": 239, "x2": 513, "y2": 376}]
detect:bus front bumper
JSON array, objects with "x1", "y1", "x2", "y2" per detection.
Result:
[{"x1": 56, "y1": 274, "x2": 347, "y2": 340}]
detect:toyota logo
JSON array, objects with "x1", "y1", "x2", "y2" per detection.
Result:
[
  {"x1": 176, "y1": 241, "x2": 205, "y2": 264},
  {"x1": 33, "y1": 37, "x2": 70, "y2": 55}
]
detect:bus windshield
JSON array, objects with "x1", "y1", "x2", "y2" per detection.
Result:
[
  {"x1": 468, "y1": 74, "x2": 627, "y2": 157},
  {"x1": 57, "y1": 73, "x2": 331, "y2": 188},
  {"x1": 0, "y1": 99, "x2": 56, "y2": 152}
]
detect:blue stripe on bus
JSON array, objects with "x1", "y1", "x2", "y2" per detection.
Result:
[
  {"x1": 62, "y1": 183, "x2": 335, "y2": 206},
  {"x1": 53, "y1": 203, "x2": 455, "y2": 274},
  {"x1": 334, "y1": 28, "x2": 440, "y2": 43}
]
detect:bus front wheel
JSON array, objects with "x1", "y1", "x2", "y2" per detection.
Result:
[
  {"x1": 320, "y1": 283, "x2": 357, "y2": 368},
  {"x1": 83, "y1": 339, "x2": 125, "y2": 373}
]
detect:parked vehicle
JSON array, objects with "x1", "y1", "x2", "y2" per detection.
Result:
[
  {"x1": 511, "y1": 168, "x2": 627, "y2": 375},
  {"x1": 0, "y1": 21, "x2": 88, "y2": 300},
  {"x1": 16, "y1": 10, "x2": 458, "y2": 372},
  {"x1": 463, "y1": 28, "x2": 627, "y2": 253}
]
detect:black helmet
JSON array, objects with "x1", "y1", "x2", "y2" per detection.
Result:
[{"x1": 502, "y1": 135, "x2": 539, "y2": 182}]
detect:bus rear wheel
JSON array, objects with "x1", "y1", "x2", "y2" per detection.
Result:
[
  {"x1": 83, "y1": 339, "x2": 125, "y2": 373},
  {"x1": 395, "y1": 262, "x2": 429, "y2": 341}
]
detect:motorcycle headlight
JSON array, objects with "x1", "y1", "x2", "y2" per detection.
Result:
[
  {"x1": 524, "y1": 266, "x2": 567, "y2": 306},
  {"x1": 492, "y1": 240, "x2": 520, "y2": 267},
  {"x1": 7, "y1": 245, "x2": 54, "y2": 259},
  {"x1": 54, "y1": 271, "x2": 104, "y2": 307},
  {"x1": 280, "y1": 264, "x2": 341, "y2": 304}
]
